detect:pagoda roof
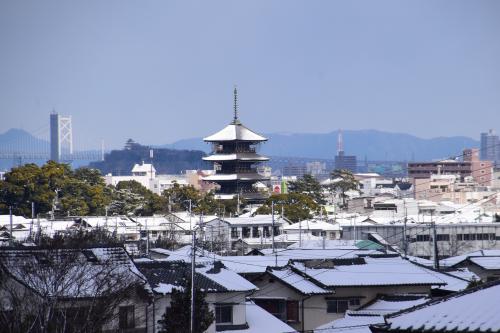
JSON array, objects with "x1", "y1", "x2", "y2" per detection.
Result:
[
  {"x1": 203, "y1": 123, "x2": 267, "y2": 142},
  {"x1": 202, "y1": 173, "x2": 269, "y2": 181},
  {"x1": 203, "y1": 153, "x2": 269, "y2": 162}
]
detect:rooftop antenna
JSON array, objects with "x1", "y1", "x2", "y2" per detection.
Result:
[
  {"x1": 232, "y1": 86, "x2": 240, "y2": 125},
  {"x1": 337, "y1": 129, "x2": 344, "y2": 155}
]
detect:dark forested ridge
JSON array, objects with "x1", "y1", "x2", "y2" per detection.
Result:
[{"x1": 89, "y1": 139, "x2": 208, "y2": 175}]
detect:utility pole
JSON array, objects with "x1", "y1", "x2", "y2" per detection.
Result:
[
  {"x1": 271, "y1": 201, "x2": 275, "y2": 254},
  {"x1": 145, "y1": 219, "x2": 149, "y2": 257},
  {"x1": 30, "y1": 202, "x2": 34, "y2": 240},
  {"x1": 299, "y1": 219, "x2": 302, "y2": 248},
  {"x1": 191, "y1": 229, "x2": 196, "y2": 333},
  {"x1": 431, "y1": 211, "x2": 439, "y2": 270},
  {"x1": 188, "y1": 199, "x2": 192, "y2": 231},
  {"x1": 9, "y1": 206, "x2": 13, "y2": 246},
  {"x1": 272, "y1": 201, "x2": 277, "y2": 266},
  {"x1": 36, "y1": 214, "x2": 41, "y2": 246},
  {"x1": 403, "y1": 207, "x2": 408, "y2": 258}
]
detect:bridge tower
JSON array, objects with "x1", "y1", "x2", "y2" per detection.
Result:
[{"x1": 50, "y1": 112, "x2": 73, "y2": 162}]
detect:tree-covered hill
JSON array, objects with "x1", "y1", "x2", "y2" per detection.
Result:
[{"x1": 89, "y1": 139, "x2": 208, "y2": 175}]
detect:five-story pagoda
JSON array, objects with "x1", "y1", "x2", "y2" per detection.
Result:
[{"x1": 203, "y1": 88, "x2": 269, "y2": 202}]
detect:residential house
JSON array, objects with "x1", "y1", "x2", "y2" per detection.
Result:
[
  {"x1": 135, "y1": 260, "x2": 294, "y2": 333},
  {"x1": 0, "y1": 247, "x2": 150, "y2": 332},
  {"x1": 371, "y1": 280, "x2": 500, "y2": 333}
]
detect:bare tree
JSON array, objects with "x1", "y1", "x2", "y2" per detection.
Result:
[{"x1": 0, "y1": 247, "x2": 149, "y2": 333}]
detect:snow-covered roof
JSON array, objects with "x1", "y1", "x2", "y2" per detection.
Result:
[
  {"x1": 316, "y1": 295, "x2": 430, "y2": 333},
  {"x1": 404, "y1": 255, "x2": 434, "y2": 267},
  {"x1": 198, "y1": 263, "x2": 256, "y2": 292},
  {"x1": 272, "y1": 233, "x2": 325, "y2": 244},
  {"x1": 223, "y1": 301, "x2": 295, "y2": 333},
  {"x1": 0, "y1": 247, "x2": 145, "y2": 298},
  {"x1": 202, "y1": 173, "x2": 269, "y2": 181},
  {"x1": 267, "y1": 267, "x2": 331, "y2": 295},
  {"x1": 223, "y1": 215, "x2": 290, "y2": 226},
  {"x1": 218, "y1": 255, "x2": 289, "y2": 274},
  {"x1": 284, "y1": 220, "x2": 342, "y2": 231},
  {"x1": 203, "y1": 153, "x2": 269, "y2": 162},
  {"x1": 203, "y1": 123, "x2": 267, "y2": 142},
  {"x1": 271, "y1": 248, "x2": 382, "y2": 262},
  {"x1": 446, "y1": 268, "x2": 480, "y2": 282},
  {"x1": 381, "y1": 281, "x2": 500, "y2": 333},
  {"x1": 287, "y1": 239, "x2": 359, "y2": 250},
  {"x1": 136, "y1": 261, "x2": 256, "y2": 294},
  {"x1": 315, "y1": 314, "x2": 384, "y2": 333},
  {"x1": 468, "y1": 256, "x2": 500, "y2": 270},
  {"x1": 440, "y1": 249, "x2": 500, "y2": 268},
  {"x1": 293, "y1": 257, "x2": 446, "y2": 288},
  {"x1": 358, "y1": 295, "x2": 429, "y2": 315},
  {"x1": 131, "y1": 162, "x2": 156, "y2": 173}
]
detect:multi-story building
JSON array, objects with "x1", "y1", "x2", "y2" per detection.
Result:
[
  {"x1": 335, "y1": 151, "x2": 357, "y2": 173},
  {"x1": 202, "y1": 88, "x2": 270, "y2": 201},
  {"x1": 282, "y1": 164, "x2": 307, "y2": 177},
  {"x1": 408, "y1": 149, "x2": 493, "y2": 186},
  {"x1": 334, "y1": 130, "x2": 357, "y2": 172},
  {"x1": 480, "y1": 129, "x2": 499, "y2": 164}
]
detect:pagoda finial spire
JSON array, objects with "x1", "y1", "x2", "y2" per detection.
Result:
[{"x1": 232, "y1": 85, "x2": 240, "y2": 124}]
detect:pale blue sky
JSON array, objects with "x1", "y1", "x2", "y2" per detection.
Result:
[{"x1": 1, "y1": 0, "x2": 499, "y2": 149}]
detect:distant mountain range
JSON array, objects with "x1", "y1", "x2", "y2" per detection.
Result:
[
  {"x1": 0, "y1": 128, "x2": 479, "y2": 163},
  {"x1": 0, "y1": 128, "x2": 50, "y2": 152},
  {"x1": 163, "y1": 129, "x2": 479, "y2": 161}
]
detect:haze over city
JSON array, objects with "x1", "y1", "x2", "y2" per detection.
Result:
[{"x1": 1, "y1": 0, "x2": 500, "y2": 150}]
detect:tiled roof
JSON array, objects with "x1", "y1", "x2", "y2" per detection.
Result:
[
  {"x1": 468, "y1": 256, "x2": 500, "y2": 270},
  {"x1": 293, "y1": 257, "x2": 445, "y2": 288},
  {"x1": 379, "y1": 280, "x2": 500, "y2": 333},
  {"x1": 203, "y1": 123, "x2": 267, "y2": 142},
  {"x1": 135, "y1": 261, "x2": 255, "y2": 294},
  {"x1": 0, "y1": 247, "x2": 144, "y2": 298},
  {"x1": 267, "y1": 267, "x2": 331, "y2": 295}
]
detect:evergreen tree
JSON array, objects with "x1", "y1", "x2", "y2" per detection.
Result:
[
  {"x1": 288, "y1": 173, "x2": 326, "y2": 205},
  {"x1": 157, "y1": 278, "x2": 214, "y2": 333},
  {"x1": 256, "y1": 193, "x2": 322, "y2": 222},
  {"x1": 328, "y1": 169, "x2": 359, "y2": 208}
]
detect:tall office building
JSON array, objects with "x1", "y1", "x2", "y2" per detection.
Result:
[
  {"x1": 480, "y1": 129, "x2": 499, "y2": 164},
  {"x1": 334, "y1": 130, "x2": 357, "y2": 172}
]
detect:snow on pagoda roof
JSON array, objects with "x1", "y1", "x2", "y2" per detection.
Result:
[
  {"x1": 202, "y1": 173, "x2": 269, "y2": 181},
  {"x1": 203, "y1": 153, "x2": 269, "y2": 162},
  {"x1": 203, "y1": 123, "x2": 267, "y2": 142}
]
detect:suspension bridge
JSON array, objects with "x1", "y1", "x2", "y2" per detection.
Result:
[{"x1": 0, "y1": 114, "x2": 104, "y2": 168}]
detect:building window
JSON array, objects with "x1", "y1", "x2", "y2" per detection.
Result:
[
  {"x1": 476, "y1": 233, "x2": 491, "y2": 241},
  {"x1": 326, "y1": 300, "x2": 349, "y2": 313},
  {"x1": 464, "y1": 234, "x2": 476, "y2": 241},
  {"x1": 254, "y1": 299, "x2": 286, "y2": 321},
  {"x1": 252, "y1": 227, "x2": 260, "y2": 238},
  {"x1": 263, "y1": 226, "x2": 270, "y2": 237},
  {"x1": 215, "y1": 304, "x2": 233, "y2": 324},
  {"x1": 286, "y1": 300, "x2": 299, "y2": 323},
  {"x1": 242, "y1": 227, "x2": 250, "y2": 238},
  {"x1": 231, "y1": 228, "x2": 238, "y2": 239},
  {"x1": 436, "y1": 234, "x2": 450, "y2": 241},
  {"x1": 456, "y1": 234, "x2": 463, "y2": 241},
  {"x1": 119, "y1": 305, "x2": 135, "y2": 329},
  {"x1": 273, "y1": 226, "x2": 280, "y2": 236},
  {"x1": 416, "y1": 235, "x2": 430, "y2": 242},
  {"x1": 349, "y1": 298, "x2": 361, "y2": 306}
]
